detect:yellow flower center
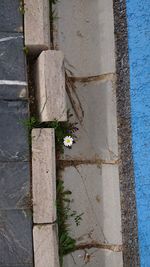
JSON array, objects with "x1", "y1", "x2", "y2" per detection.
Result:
[{"x1": 66, "y1": 139, "x2": 70, "y2": 143}]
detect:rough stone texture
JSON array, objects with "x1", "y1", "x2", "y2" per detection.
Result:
[
  {"x1": 0, "y1": 209, "x2": 33, "y2": 265},
  {"x1": 35, "y1": 50, "x2": 67, "y2": 122},
  {"x1": 0, "y1": 0, "x2": 22, "y2": 33},
  {"x1": 24, "y1": 0, "x2": 50, "y2": 53},
  {"x1": 62, "y1": 80, "x2": 118, "y2": 161},
  {"x1": 0, "y1": 85, "x2": 28, "y2": 100},
  {"x1": 113, "y1": 0, "x2": 140, "y2": 266},
  {"x1": 59, "y1": 164, "x2": 122, "y2": 245},
  {"x1": 33, "y1": 225, "x2": 60, "y2": 267},
  {"x1": 54, "y1": 0, "x2": 115, "y2": 77},
  {"x1": 32, "y1": 128, "x2": 56, "y2": 223},
  {"x1": 0, "y1": 162, "x2": 30, "y2": 210},
  {"x1": 64, "y1": 249, "x2": 123, "y2": 267},
  {"x1": 0, "y1": 101, "x2": 29, "y2": 162},
  {"x1": 0, "y1": 32, "x2": 26, "y2": 81}
]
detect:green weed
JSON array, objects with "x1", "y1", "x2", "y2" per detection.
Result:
[
  {"x1": 56, "y1": 179, "x2": 83, "y2": 266},
  {"x1": 23, "y1": 111, "x2": 78, "y2": 155}
]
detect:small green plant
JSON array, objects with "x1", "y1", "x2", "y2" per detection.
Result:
[
  {"x1": 22, "y1": 116, "x2": 40, "y2": 132},
  {"x1": 50, "y1": 0, "x2": 59, "y2": 4},
  {"x1": 19, "y1": 0, "x2": 25, "y2": 14},
  {"x1": 23, "y1": 46, "x2": 29, "y2": 55},
  {"x1": 23, "y1": 111, "x2": 78, "y2": 155},
  {"x1": 56, "y1": 179, "x2": 83, "y2": 266}
]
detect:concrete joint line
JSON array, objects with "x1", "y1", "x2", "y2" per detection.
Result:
[
  {"x1": 57, "y1": 159, "x2": 119, "y2": 168},
  {"x1": 75, "y1": 243, "x2": 123, "y2": 252},
  {"x1": 67, "y1": 73, "x2": 116, "y2": 84}
]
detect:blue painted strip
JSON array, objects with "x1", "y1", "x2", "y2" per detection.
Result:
[{"x1": 126, "y1": 0, "x2": 150, "y2": 266}]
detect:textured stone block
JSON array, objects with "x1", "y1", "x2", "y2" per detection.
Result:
[
  {"x1": 0, "y1": 0, "x2": 22, "y2": 32},
  {"x1": 24, "y1": 0, "x2": 50, "y2": 53},
  {"x1": 0, "y1": 33, "x2": 26, "y2": 81},
  {"x1": 61, "y1": 164, "x2": 122, "y2": 245},
  {"x1": 33, "y1": 225, "x2": 60, "y2": 267},
  {"x1": 54, "y1": 0, "x2": 115, "y2": 76},
  {"x1": 32, "y1": 129, "x2": 56, "y2": 223},
  {"x1": 0, "y1": 101, "x2": 29, "y2": 161},
  {"x1": 64, "y1": 248, "x2": 123, "y2": 267},
  {"x1": 0, "y1": 162, "x2": 30, "y2": 210},
  {"x1": 35, "y1": 50, "x2": 67, "y2": 122},
  {"x1": 62, "y1": 80, "x2": 118, "y2": 161},
  {"x1": 0, "y1": 209, "x2": 33, "y2": 265}
]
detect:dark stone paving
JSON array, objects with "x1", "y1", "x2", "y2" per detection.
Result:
[
  {"x1": 0, "y1": 32, "x2": 26, "y2": 81},
  {"x1": 113, "y1": 0, "x2": 140, "y2": 266},
  {"x1": 0, "y1": 1, "x2": 33, "y2": 266},
  {"x1": 0, "y1": 0, "x2": 22, "y2": 33},
  {"x1": 0, "y1": 85, "x2": 28, "y2": 100},
  {"x1": 0, "y1": 162, "x2": 30, "y2": 209},
  {"x1": 0, "y1": 210, "x2": 33, "y2": 265},
  {"x1": 0, "y1": 101, "x2": 29, "y2": 162}
]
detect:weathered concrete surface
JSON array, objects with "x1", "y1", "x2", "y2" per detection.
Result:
[
  {"x1": 54, "y1": 0, "x2": 115, "y2": 77},
  {"x1": 0, "y1": 209, "x2": 33, "y2": 265},
  {"x1": 64, "y1": 248, "x2": 123, "y2": 267},
  {"x1": 0, "y1": 0, "x2": 22, "y2": 32},
  {"x1": 62, "y1": 80, "x2": 118, "y2": 161},
  {"x1": 61, "y1": 164, "x2": 122, "y2": 245},
  {"x1": 35, "y1": 50, "x2": 67, "y2": 122},
  {"x1": 0, "y1": 162, "x2": 30, "y2": 209},
  {"x1": 0, "y1": 101, "x2": 29, "y2": 162},
  {"x1": 33, "y1": 225, "x2": 60, "y2": 267},
  {"x1": 32, "y1": 128, "x2": 56, "y2": 224},
  {"x1": 24, "y1": 0, "x2": 50, "y2": 53}
]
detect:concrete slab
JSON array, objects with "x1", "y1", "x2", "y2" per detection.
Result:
[
  {"x1": 0, "y1": 162, "x2": 30, "y2": 210},
  {"x1": 0, "y1": 0, "x2": 22, "y2": 33},
  {"x1": 24, "y1": 0, "x2": 50, "y2": 53},
  {"x1": 0, "y1": 209, "x2": 33, "y2": 265},
  {"x1": 61, "y1": 164, "x2": 122, "y2": 245},
  {"x1": 0, "y1": 32, "x2": 26, "y2": 81},
  {"x1": 63, "y1": 248, "x2": 123, "y2": 267},
  {"x1": 32, "y1": 128, "x2": 56, "y2": 224},
  {"x1": 0, "y1": 101, "x2": 29, "y2": 161},
  {"x1": 33, "y1": 225, "x2": 60, "y2": 267},
  {"x1": 62, "y1": 80, "x2": 118, "y2": 161},
  {"x1": 54, "y1": 0, "x2": 115, "y2": 77},
  {"x1": 35, "y1": 50, "x2": 67, "y2": 122}
]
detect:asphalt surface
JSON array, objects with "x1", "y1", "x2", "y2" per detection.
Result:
[{"x1": 113, "y1": 0, "x2": 140, "y2": 266}]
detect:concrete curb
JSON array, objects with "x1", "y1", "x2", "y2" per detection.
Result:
[
  {"x1": 34, "y1": 50, "x2": 67, "y2": 122},
  {"x1": 33, "y1": 224, "x2": 60, "y2": 267},
  {"x1": 24, "y1": 0, "x2": 50, "y2": 54},
  {"x1": 32, "y1": 128, "x2": 60, "y2": 267}
]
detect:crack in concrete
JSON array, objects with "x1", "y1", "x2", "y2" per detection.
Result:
[
  {"x1": 69, "y1": 73, "x2": 116, "y2": 83},
  {"x1": 74, "y1": 242, "x2": 123, "y2": 252}
]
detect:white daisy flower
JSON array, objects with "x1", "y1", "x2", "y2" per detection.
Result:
[{"x1": 63, "y1": 136, "x2": 73, "y2": 147}]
